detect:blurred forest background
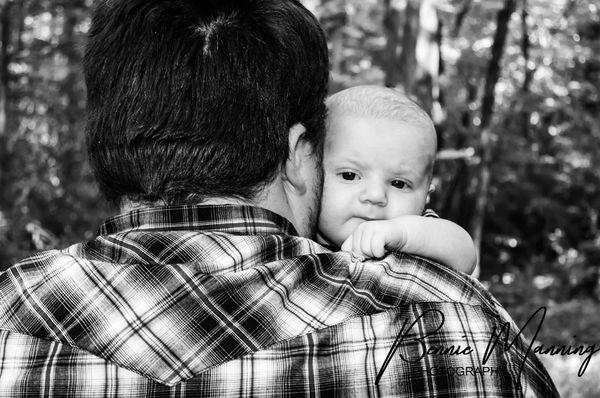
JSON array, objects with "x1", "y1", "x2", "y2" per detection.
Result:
[{"x1": 0, "y1": 0, "x2": 599, "y2": 395}]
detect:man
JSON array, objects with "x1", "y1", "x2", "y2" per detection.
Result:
[{"x1": 0, "y1": 0, "x2": 558, "y2": 396}]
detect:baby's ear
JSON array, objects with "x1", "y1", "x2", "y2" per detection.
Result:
[{"x1": 426, "y1": 183, "x2": 435, "y2": 204}]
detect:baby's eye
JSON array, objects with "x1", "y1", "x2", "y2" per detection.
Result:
[
  {"x1": 340, "y1": 172, "x2": 358, "y2": 181},
  {"x1": 391, "y1": 180, "x2": 408, "y2": 189}
]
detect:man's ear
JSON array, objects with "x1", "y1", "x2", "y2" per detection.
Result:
[{"x1": 283, "y1": 123, "x2": 313, "y2": 195}]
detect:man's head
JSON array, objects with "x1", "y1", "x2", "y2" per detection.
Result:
[
  {"x1": 318, "y1": 85, "x2": 437, "y2": 247},
  {"x1": 84, "y1": 0, "x2": 328, "y2": 235}
]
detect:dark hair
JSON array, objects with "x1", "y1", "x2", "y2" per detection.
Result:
[{"x1": 84, "y1": 0, "x2": 329, "y2": 205}]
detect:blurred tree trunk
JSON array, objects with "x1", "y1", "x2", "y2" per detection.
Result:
[
  {"x1": 0, "y1": 0, "x2": 13, "y2": 257},
  {"x1": 452, "y1": 0, "x2": 472, "y2": 37},
  {"x1": 383, "y1": 0, "x2": 420, "y2": 91},
  {"x1": 0, "y1": 0, "x2": 11, "y2": 138},
  {"x1": 440, "y1": 79, "x2": 476, "y2": 226},
  {"x1": 383, "y1": 0, "x2": 401, "y2": 87},
  {"x1": 0, "y1": 0, "x2": 13, "y2": 185},
  {"x1": 415, "y1": 0, "x2": 443, "y2": 124},
  {"x1": 384, "y1": 0, "x2": 443, "y2": 125},
  {"x1": 329, "y1": 11, "x2": 347, "y2": 78},
  {"x1": 15, "y1": 0, "x2": 24, "y2": 53},
  {"x1": 432, "y1": 18, "x2": 448, "y2": 145},
  {"x1": 470, "y1": 0, "x2": 516, "y2": 277},
  {"x1": 520, "y1": 2, "x2": 534, "y2": 94},
  {"x1": 398, "y1": 0, "x2": 419, "y2": 93},
  {"x1": 519, "y1": 0, "x2": 535, "y2": 152}
]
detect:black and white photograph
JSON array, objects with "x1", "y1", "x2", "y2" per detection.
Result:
[{"x1": 0, "y1": 0, "x2": 598, "y2": 396}]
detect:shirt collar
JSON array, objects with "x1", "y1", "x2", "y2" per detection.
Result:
[{"x1": 97, "y1": 204, "x2": 298, "y2": 237}]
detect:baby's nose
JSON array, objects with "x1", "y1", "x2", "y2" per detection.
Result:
[{"x1": 359, "y1": 183, "x2": 387, "y2": 206}]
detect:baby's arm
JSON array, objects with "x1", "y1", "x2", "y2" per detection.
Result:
[{"x1": 340, "y1": 216, "x2": 477, "y2": 274}]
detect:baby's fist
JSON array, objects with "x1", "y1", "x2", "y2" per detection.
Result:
[{"x1": 341, "y1": 220, "x2": 406, "y2": 259}]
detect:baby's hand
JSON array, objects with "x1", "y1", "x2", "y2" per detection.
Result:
[{"x1": 340, "y1": 219, "x2": 408, "y2": 259}]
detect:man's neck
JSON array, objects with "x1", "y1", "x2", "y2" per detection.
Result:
[
  {"x1": 119, "y1": 197, "x2": 253, "y2": 214},
  {"x1": 198, "y1": 198, "x2": 253, "y2": 206},
  {"x1": 118, "y1": 182, "x2": 302, "y2": 236}
]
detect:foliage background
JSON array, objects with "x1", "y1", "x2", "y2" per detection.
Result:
[{"x1": 0, "y1": 0, "x2": 598, "y2": 396}]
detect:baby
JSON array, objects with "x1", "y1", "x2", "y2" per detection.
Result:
[{"x1": 317, "y1": 85, "x2": 477, "y2": 274}]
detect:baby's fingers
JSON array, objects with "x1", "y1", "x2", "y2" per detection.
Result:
[
  {"x1": 352, "y1": 226, "x2": 368, "y2": 256},
  {"x1": 356, "y1": 225, "x2": 386, "y2": 258},
  {"x1": 342, "y1": 222, "x2": 388, "y2": 259},
  {"x1": 369, "y1": 232, "x2": 387, "y2": 258},
  {"x1": 358, "y1": 228, "x2": 386, "y2": 258},
  {"x1": 340, "y1": 235, "x2": 353, "y2": 253},
  {"x1": 341, "y1": 226, "x2": 368, "y2": 257}
]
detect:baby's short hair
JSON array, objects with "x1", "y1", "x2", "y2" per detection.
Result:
[
  {"x1": 327, "y1": 85, "x2": 437, "y2": 178},
  {"x1": 327, "y1": 85, "x2": 434, "y2": 134}
]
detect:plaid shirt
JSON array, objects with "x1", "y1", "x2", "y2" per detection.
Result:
[
  {"x1": 422, "y1": 208, "x2": 439, "y2": 218},
  {"x1": 0, "y1": 205, "x2": 558, "y2": 397}
]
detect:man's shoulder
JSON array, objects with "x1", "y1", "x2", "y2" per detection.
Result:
[
  {"x1": 0, "y1": 240, "x2": 558, "y2": 396},
  {"x1": 2, "y1": 247, "x2": 80, "y2": 280},
  {"x1": 305, "y1": 249, "x2": 503, "y2": 318}
]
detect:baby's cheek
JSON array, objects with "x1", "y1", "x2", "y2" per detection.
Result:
[
  {"x1": 319, "y1": 182, "x2": 339, "y2": 214},
  {"x1": 317, "y1": 205, "x2": 349, "y2": 247},
  {"x1": 317, "y1": 200, "x2": 339, "y2": 231},
  {"x1": 386, "y1": 193, "x2": 424, "y2": 218}
]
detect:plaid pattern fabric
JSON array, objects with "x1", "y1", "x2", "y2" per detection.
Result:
[
  {"x1": 422, "y1": 208, "x2": 439, "y2": 218},
  {"x1": 0, "y1": 205, "x2": 558, "y2": 397}
]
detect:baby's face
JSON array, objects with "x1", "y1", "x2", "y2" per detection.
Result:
[{"x1": 317, "y1": 114, "x2": 436, "y2": 247}]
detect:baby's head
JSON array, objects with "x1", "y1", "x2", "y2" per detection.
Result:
[{"x1": 317, "y1": 85, "x2": 437, "y2": 247}]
